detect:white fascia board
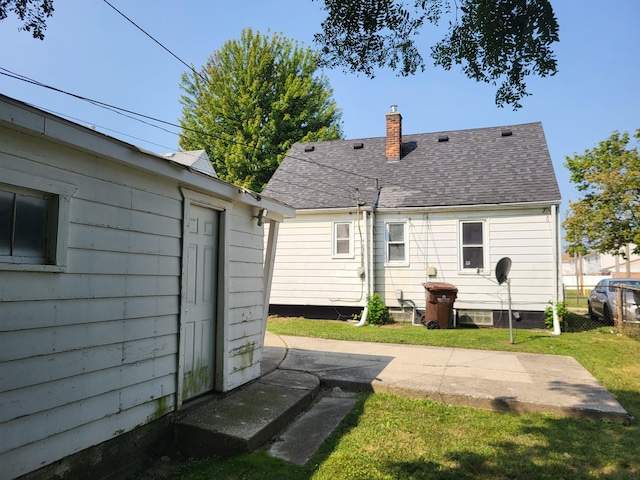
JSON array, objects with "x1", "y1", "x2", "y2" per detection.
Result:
[
  {"x1": 373, "y1": 200, "x2": 561, "y2": 215},
  {"x1": 293, "y1": 206, "x2": 374, "y2": 215}
]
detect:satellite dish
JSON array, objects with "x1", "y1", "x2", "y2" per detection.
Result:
[{"x1": 495, "y1": 257, "x2": 512, "y2": 285}]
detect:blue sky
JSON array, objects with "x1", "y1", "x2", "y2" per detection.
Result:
[{"x1": 1, "y1": 0, "x2": 638, "y2": 220}]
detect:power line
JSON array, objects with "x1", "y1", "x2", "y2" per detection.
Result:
[
  {"x1": 1, "y1": 67, "x2": 440, "y2": 206},
  {"x1": 101, "y1": 0, "x2": 207, "y2": 83}
]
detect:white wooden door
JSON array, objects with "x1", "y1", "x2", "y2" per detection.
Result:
[{"x1": 181, "y1": 204, "x2": 219, "y2": 401}]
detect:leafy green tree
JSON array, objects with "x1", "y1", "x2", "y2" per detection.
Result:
[
  {"x1": 0, "y1": 0, "x2": 53, "y2": 39},
  {"x1": 179, "y1": 28, "x2": 343, "y2": 191},
  {"x1": 564, "y1": 129, "x2": 640, "y2": 257},
  {"x1": 314, "y1": 0, "x2": 559, "y2": 109}
]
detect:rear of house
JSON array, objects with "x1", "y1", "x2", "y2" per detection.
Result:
[
  {"x1": 0, "y1": 95, "x2": 293, "y2": 479},
  {"x1": 263, "y1": 108, "x2": 562, "y2": 328}
]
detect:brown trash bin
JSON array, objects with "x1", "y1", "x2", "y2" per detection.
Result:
[{"x1": 423, "y1": 282, "x2": 458, "y2": 329}]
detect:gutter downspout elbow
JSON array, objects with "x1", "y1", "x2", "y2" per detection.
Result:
[{"x1": 354, "y1": 306, "x2": 368, "y2": 327}]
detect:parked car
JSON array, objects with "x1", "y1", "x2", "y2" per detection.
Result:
[{"x1": 588, "y1": 278, "x2": 640, "y2": 324}]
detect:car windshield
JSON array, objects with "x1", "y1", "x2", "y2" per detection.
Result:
[{"x1": 608, "y1": 280, "x2": 640, "y2": 292}]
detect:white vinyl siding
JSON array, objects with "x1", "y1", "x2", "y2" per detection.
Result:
[
  {"x1": 271, "y1": 208, "x2": 558, "y2": 315},
  {"x1": 0, "y1": 117, "x2": 274, "y2": 478},
  {"x1": 372, "y1": 209, "x2": 557, "y2": 313},
  {"x1": 269, "y1": 212, "x2": 367, "y2": 306}
]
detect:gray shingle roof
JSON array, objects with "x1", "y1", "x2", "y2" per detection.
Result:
[{"x1": 262, "y1": 122, "x2": 561, "y2": 210}]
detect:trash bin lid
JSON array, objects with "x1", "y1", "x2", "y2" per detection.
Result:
[{"x1": 422, "y1": 282, "x2": 458, "y2": 292}]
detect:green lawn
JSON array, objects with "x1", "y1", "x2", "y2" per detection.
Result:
[
  {"x1": 167, "y1": 315, "x2": 640, "y2": 480},
  {"x1": 563, "y1": 289, "x2": 590, "y2": 309}
]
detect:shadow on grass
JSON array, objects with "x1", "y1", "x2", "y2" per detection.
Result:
[
  {"x1": 383, "y1": 410, "x2": 638, "y2": 480},
  {"x1": 170, "y1": 387, "x2": 638, "y2": 480}
]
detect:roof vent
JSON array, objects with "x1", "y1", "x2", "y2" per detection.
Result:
[
  {"x1": 501, "y1": 129, "x2": 513, "y2": 137},
  {"x1": 438, "y1": 135, "x2": 449, "y2": 142},
  {"x1": 353, "y1": 142, "x2": 364, "y2": 149},
  {"x1": 304, "y1": 145, "x2": 315, "y2": 152}
]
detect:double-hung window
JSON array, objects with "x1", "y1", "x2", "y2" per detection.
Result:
[
  {"x1": 385, "y1": 221, "x2": 407, "y2": 265},
  {"x1": 333, "y1": 221, "x2": 353, "y2": 257},
  {"x1": 460, "y1": 221, "x2": 485, "y2": 270},
  {"x1": 0, "y1": 167, "x2": 76, "y2": 271}
]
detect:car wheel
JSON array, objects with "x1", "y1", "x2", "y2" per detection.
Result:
[
  {"x1": 603, "y1": 305, "x2": 614, "y2": 325},
  {"x1": 588, "y1": 302, "x2": 598, "y2": 322}
]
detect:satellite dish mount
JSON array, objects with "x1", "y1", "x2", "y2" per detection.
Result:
[{"x1": 495, "y1": 257, "x2": 515, "y2": 344}]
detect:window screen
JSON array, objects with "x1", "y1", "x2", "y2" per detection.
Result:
[
  {"x1": 335, "y1": 222, "x2": 350, "y2": 255},
  {"x1": 462, "y1": 221, "x2": 484, "y2": 269},
  {"x1": 387, "y1": 222, "x2": 406, "y2": 262}
]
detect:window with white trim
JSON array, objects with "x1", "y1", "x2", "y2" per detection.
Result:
[
  {"x1": 333, "y1": 221, "x2": 353, "y2": 257},
  {"x1": 385, "y1": 221, "x2": 407, "y2": 264},
  {"x1": 0, "y1": 168, "x2": 76, "y2": 271},
  {"x1": 460, "y1": 221, "x2": 485, "y2": 270}
]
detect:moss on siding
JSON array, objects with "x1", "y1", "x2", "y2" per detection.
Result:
[
  {"x1": 182, "y1": 362, "x2": 210, "y2": 401},
  {"x1": 147, "y1": 395, "x2": 171, "y2": 423},
  {"x1": 231, "y1": 341, "x2": 256, "y2": 371}
]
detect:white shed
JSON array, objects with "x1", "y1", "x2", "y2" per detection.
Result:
[{"x1": 0, "y1": 94, "x2": 294, "y2": 479}]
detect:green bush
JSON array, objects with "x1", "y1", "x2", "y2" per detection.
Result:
[
  {"x1": 365, "y1": 293, "x2": 390, "y2": 325},
  {"x1": 544, "y1": 301, "x2": 569, "y2": 329}
]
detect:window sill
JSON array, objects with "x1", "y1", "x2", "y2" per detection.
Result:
[
  {"x1": 458, "y1": 269, "x2": 490, "y2": 275},
  {"x1": 385, "y1": 262, "x2": 410, "y2": 268},
  {"x1": 0, "y1": 263, "x2": 66, "y2": 273}
]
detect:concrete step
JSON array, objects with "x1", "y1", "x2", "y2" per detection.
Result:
[
  {"x1": 268, "y1": 392, "x2": 357, "y2": 465},
  {"x1": 175, "y1": 370, "x2": 320, "y2": 459}
]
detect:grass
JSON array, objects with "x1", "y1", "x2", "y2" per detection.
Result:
[
  {"x1": 563, "y1": 289, "x2": 590, "y2": 309},
  {"x1": 166, "y1": 315, "x2": 640, "y2": 480}
]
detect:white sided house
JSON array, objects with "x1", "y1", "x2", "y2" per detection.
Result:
[
  {"x1": 0, "y1": 95, "x2": 293, "y2": 480},
  {"x1": 263, "y1": 108, "x2": 562, "y2": 329}
]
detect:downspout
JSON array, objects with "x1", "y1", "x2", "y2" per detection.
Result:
[
  {"x1": 355, "y1": 187, "x2": 380, "y2": 327},
  {"x1": 368, "y1": 210, "x2": 375, "y2": 300},
  {"x1": 262, "y1": 219, "x2": 279, "y2": 342},
  {"x1": 551, "y1": 204, "x2": 562, "y2": 335},
  {"x1": 355, "y1": 208, "x2": 372, "y2": 327}
]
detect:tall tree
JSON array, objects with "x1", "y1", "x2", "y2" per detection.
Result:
[
  {"x1": 3, "y1": 1, "x2": 558, "y2": 108},
  {"x1": 179, "y1": 28, "x2": 343, "y2": 192},
  {"x1": 0, "y1": 0, "x2": 53, "y2": 39},
  {"x1": 563, "y1": 129, "x2": 640, "y2": 257},
  {"x1": 314, "y1": 0, "x2": 559, "y2": 109}
]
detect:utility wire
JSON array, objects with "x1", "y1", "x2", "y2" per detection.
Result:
[
  {"x1": 1, "y1": 67, "x2": 438, "y2": 205},
  {"x1": 101, "y1": 0, "x2": 207, "y2": 83}
]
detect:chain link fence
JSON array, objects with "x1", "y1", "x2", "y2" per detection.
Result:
[{"x1": 562, "y1": 283, "x2": 640, "y2": 335}]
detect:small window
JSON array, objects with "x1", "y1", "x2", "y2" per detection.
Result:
[
  {"x1": 0, "y1": 185, "x2": 54, "y2": 264},
  {"x1": 0, "y1": 168, "x2": 76, "y2": 272},
  {"x1": 461, "y1": 221, "x2": 485, "y2": 270},
  {"x1": 385, "y1": 221, "x2": 407, "y2": 264},
  {"x1": 333, "y1": 222, "x2": 353, "y2": 257}
]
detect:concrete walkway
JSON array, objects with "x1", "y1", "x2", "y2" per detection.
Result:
[
  {"x1": 263, "y1": 332, "x2": 630, "y2": 423},
  {"x1": 175, "y1": 331, "x2": 630, "y2": 466}
]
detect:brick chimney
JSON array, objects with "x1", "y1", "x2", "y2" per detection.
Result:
[{"x1": 385, "y1": 105, "x2": 402, "y2": 161}]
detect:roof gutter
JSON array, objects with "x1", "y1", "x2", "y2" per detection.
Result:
[
  {"x1": 0, "y1": 94, "x2": 295, "y2": 219},
  {"x1": 373, "y1": 200, "x2": 561, "y2": 215}
]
